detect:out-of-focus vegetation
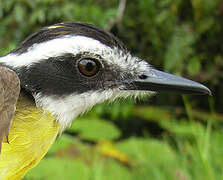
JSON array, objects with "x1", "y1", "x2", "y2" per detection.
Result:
[{"x1": 0, "y1": 0, "x2": 222, "y2": 179}]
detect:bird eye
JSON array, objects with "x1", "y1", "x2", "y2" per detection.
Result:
[{"x1": 78, "y1": 58, "x2": 101, "y2": 77}]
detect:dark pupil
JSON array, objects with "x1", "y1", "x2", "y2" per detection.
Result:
[
  {"x1": 85, "y1": 62, "x2": 94, "y2": 72},
  {"x1": 78, "y1": 59, "x2": 99, "y2": 77}
]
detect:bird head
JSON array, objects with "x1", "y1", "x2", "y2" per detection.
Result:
[{"x1": 0, "y1": 22, "x2": 211, "y2": 129}]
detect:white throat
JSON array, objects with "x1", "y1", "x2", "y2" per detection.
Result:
[{"x1": 34, "y1": 89, "x2": 141, "y2": 130}]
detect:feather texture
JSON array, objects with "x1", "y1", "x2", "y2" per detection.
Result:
[
  {"x1": 0, "y1": 66, "x2": 20, "y2": 152},
  {"x1": 0, "y1": 93, "x2": 59, "y2": 180}
]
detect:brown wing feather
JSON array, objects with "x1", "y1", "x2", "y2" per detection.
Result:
[{"x1": 0, "y1": 66, "x2": 20, "y2": 152}]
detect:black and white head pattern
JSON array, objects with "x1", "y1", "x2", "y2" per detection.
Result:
[{"x1": 0, "y1": 22, "x2": 153, "y2": 129}]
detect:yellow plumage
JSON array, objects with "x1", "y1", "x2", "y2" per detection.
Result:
[{"x1": 0, "y1": 93, "x2": 59, "y2": 180}]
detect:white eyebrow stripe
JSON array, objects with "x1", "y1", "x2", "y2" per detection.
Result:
[
  {"x1": 1, "y1": 35, "x2": 117, "y2": 67},
  {"x1": 1, "y1": 35, "x2": 150, "y2": 74}
]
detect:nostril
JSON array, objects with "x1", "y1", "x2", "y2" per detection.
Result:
[{"x1": 138, "y1": 74, "x2": 148, "y2": 80}]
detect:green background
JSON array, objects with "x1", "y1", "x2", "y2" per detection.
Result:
[{"x1": 0, "y1": 0, "x2": 222, "y2": 179}]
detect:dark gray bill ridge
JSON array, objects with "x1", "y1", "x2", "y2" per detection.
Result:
[{"x1": 123, "y1": 69, "x2": 211, "y2": 95}]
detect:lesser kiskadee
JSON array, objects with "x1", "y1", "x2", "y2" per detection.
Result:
[{"x1": 0, "y1": 22, "x2": 211, "y2": 180}]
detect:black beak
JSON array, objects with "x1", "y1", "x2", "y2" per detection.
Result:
[{"x1": 124, "y1": 69, "x2": 211, "y2": 95}]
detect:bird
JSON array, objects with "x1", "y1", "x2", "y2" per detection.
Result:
[{"x1": 0, "y1": 22, "x2": 211, "y2": 180}]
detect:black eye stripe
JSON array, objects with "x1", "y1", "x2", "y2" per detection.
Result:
[{"x1": 13, "y1": 53, "x2": 107, "y2": 96}]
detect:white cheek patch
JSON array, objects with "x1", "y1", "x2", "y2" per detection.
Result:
[
  {"x1": 1, "y1": 35, "x2": 150, "y2": 75},
  {"x1": 34, "y1": 89, "x2": 153, "y2": 130}
]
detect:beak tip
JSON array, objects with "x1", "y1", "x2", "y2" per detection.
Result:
[
  {"x1": 194, "y1": 82, "x2": 212, "y2": 96},
  {"x1": 205, "y1": 88, "x2": 212, "y2": 96}
]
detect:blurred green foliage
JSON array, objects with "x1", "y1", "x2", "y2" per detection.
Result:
[{"x1": 0, "y1": 0, "x2": 223, "y2": 179}]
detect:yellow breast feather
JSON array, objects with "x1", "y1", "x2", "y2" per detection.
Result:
[{"x1": 0, "y1": 93, "x2": 59, "y2": 180}]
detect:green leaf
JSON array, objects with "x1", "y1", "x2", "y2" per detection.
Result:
[
  {"x1": 48, "y1": 134, "x2": 78, "y2": 154},
  {"x1": 164, "y1": 25, "x2": 196, "y2": 73},
  {"x1": 25, "y1": 157, "x2": 89, "y2": 180},
  {"x1": 14, "y1": 4, "x2": 26, "y2": 23},
  {"x1": 196, "y1": 17, "x2": 214, "y2": 34},
  {"x1": 187, "y1": 56, "x2": 201, "y2": 76},
  {"x1": 117, "y1": 137, "x2": 177, "y2": 165},
  {"x1": 101, "y1": 160, "x2": 131, "y2": 180},
  {"x1": 133, "y1": 106, "x2": 173, "y2": 122},
  {"x1": 67, "y1": 118, "x2": 121, "y2": 141},
  {"x1": 116, "y1": 137, "x2": 178, "y2": 180},
  {"x1": 160, "y1": 119, "x2": 205, "y2": 138}
]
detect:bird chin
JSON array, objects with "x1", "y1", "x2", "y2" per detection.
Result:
[{"x1": 112, "y1": 87, "x2": 155, "y2": 101}]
